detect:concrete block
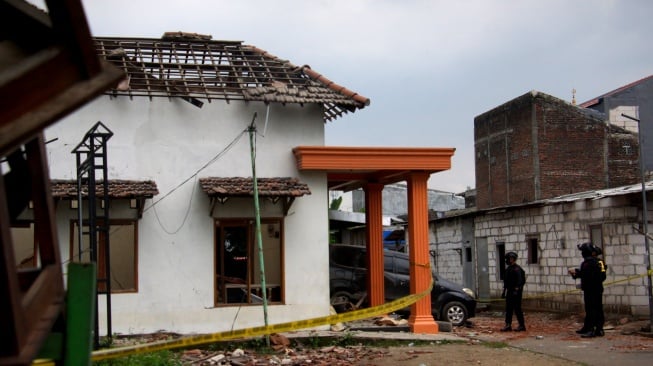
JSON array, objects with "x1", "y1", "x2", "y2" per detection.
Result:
[
  {"x1": 629, "y1": 295, "x2": 649, "y2": 306},
  {"x1": 590, "y1": 209, "x2": 604, "y2": 220}
]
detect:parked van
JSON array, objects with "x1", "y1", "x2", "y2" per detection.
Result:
[{"x1": 329, "y1": 244, "x2": 476, "y2": 326}]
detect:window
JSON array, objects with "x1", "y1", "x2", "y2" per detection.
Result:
[
  {"x1": 11, "y1": 223, "x2": 36, "y2": 268},
  {"x1": 527, "y1": 236, "x2": 539, "y2": 264},
  {"x1": 394, "y1": 254, "x2": 410, "y2": 275},
  {"x1": 70, "y1": 220, "x2": 138, "y2": 293},
  {"x1": 331, "y1": 246, "x2": 365, "y2": 268},
  {"x1": 590, "y1": 225, "x2": 603, "y2": 248},
  {"x1": 383, "y1": 253, "x2": 394, "y2": 272},
  {"x1": 465, "y1": 247, "x2": 472, "y2": 263},
  {"x1": 215, "y1": 219, "x2": 283, "y2": 305},
  {"x1": 496, "y1": 242, "x2": 506, "y2": 280}
]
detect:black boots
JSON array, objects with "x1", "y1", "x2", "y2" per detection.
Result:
[
  {"x1": 578, "y1": 328, "x2": 604, "y2": 337},
  {"x1": 501, "y1": 324, "x2": 526, "y2": 332}
]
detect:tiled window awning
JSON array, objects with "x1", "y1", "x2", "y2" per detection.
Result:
[
  {"x1": 199, "y1": 177, "x2": 311, "y2": 216},
  {"x1": 50, "y1": 179, "x2": 159, "y2": 199}
]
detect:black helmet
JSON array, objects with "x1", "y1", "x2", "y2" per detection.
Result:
[
  {"x1": 505, "y1": 251, "x2": 518, "y2": 265},
  {"x1": 577, "y1": 242, "x2": 593, "y2": 258},
  {"x1": 591, "y1": 244, "x2": 602, "y2": 256}
]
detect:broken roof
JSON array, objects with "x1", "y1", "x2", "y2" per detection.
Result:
[{"x1": 94, "y1": 32, "x2": 370, "y2": 122}]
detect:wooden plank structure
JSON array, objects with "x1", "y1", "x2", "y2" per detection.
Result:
[{"x1": 0, "y1": 0, "x2": 123, "y2": 364}]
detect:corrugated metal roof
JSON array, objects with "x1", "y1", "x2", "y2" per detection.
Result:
[
  {"x1": 545, "y1": 181, "x2": 653, "y2": 203},
  {"x1": 94, "y1": 32, "x2": 370, "y2": 122},
  {"x1": 431, "y1": 181, "x2": 653, "y2": 221}
]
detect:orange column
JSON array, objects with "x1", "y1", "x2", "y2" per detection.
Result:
[
  {"x1": 365, "y1": 182, "x2": 384, "y2": 308},
  {"x1": 406, "y1": 172, "x2": 438, "y2": 333}
]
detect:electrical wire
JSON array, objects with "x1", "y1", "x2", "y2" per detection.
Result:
[
  {"x1": 151, "y1": 176, "x2": 197, "y2": 235},
  {"x1": 142, "y1": 128, "x2": 248, "y2": 234},
  {"x1": 145, "y1": 128, "x2": 248, "y2": 212}
]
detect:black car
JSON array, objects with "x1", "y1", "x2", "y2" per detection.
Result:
[{"x1": 329, "y1": 244, "x2": 476, "y2": 326}]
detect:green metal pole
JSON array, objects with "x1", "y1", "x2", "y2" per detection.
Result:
[
  {"x1": 248, "y1": 113, "x2": 270, "y2": 346},
  {"x1": 65, "y1": 262, "x2": 97, "y2": 366}
]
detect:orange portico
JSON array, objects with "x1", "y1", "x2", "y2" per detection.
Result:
[{"x1": 293, "y1": 146, "x2": 455, "y2": 333}]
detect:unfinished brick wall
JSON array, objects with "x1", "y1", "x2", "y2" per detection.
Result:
[
  {"x1": 537, "y1": 97, "x2": 607, "y2": 197},
  {"x1": 475, "y1": 91, "x2": 640, "y2": 210},
  {"x1": 607, "y1": 129, "x2": 640, "y2": 187}
]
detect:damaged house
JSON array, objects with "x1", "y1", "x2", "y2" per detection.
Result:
[
  {"x1": 21, "y1": 32, "x2": 369, "y2": 335},
  {"x1": 11, "y1": 32, "x2": 455, "y2": 335}
]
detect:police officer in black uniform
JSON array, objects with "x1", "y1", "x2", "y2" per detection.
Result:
[
  {"x1": 568, "y1": 243, "x2": 605, "y2": 337},
  {"x1": 501, "y1": 251, "x2": 526, "y2": 331}
]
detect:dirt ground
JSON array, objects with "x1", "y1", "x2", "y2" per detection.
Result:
[
  {"x1": 126, "y1": 310, "x2": 653, "y2": 365},
  {"x1": 180, "y1": 339, "x2": 575, "y2": 366}
]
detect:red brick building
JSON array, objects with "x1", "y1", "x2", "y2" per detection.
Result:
[{"x1": 474, "y1": 91, "x2": 639, "y2": 210}]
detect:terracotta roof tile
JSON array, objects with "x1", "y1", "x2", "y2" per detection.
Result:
[
  {"x1": 94, "y1": 34, "x2": 369, "y2": 122},
  {"x1": 199, "y1": 177, "x2": 310, "y2": 197},
  {"x1": 51, "y1": 179, "x2": 158, "y2": 199}
]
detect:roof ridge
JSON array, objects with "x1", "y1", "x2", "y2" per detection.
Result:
[{"x1": 579, "y1": 74, "x2": 653, "y2": 108}]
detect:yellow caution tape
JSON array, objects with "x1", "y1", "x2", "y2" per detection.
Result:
[
  {"x1": 480, "y1": 271, "x2": 652, "y2": 303},
  {"x1": 89, "y1": 280, "x2": 433, "y2": 362},
  {"x1": 42, "y1": 269, "x2": 653, "y2": 363}
]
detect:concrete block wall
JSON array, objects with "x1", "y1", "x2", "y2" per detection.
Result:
[
  {"x1": 430, "y1": 216, "x2": 465, "y2": 283},
  {"x1": 470, "y1": 194, "x2": 652, "y2": 317}
]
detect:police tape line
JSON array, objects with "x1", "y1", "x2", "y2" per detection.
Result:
[
  {"x1": 480, "y1": 271, "x2": 653, "y2": 303},
  {"x1": 87, "y1": 280, "x2": 433, "y2": 362}
]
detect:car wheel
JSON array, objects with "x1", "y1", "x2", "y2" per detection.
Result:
[
  {"x1": 441, "y1": 301, "x2": 468, "y2": 326},
  {"x1": 330, "y1": 291, "x2": 355, "y2": 313}
]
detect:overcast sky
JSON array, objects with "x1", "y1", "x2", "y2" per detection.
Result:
[{"x1": 34, "y1": 0, "x2": 653, "y2": 193}]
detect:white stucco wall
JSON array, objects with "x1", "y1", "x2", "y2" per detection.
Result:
[{"x1": 46, "y1": 95, "x2": 331, "y2": 334}]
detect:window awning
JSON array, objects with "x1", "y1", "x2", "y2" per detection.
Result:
[
  {"x1": 50, "y1": 179, "x2": 158, "y2": 217},
  {"x1": 50, "y1": 179, "x2": 159, "y2": 199},
  {"x1": 199, "y1": 177, "x2": 311, "y2": 216}
]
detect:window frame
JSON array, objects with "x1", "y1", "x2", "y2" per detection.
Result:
[
  {"x1": 214, "y1": 218, "x2": 284, "y2": 306},
  {"x1": 69, "y1": 218, "x2": 139, "y2": 293},
  {"x1": 496, "y1": 242, "x2": 506, "y2": 281},
  {"x1": 589, "y1": 224, "x2": 603, "y2": 248},
  {"x1": 527, "y1": 235, "x2": 539, "y2": 265}
]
